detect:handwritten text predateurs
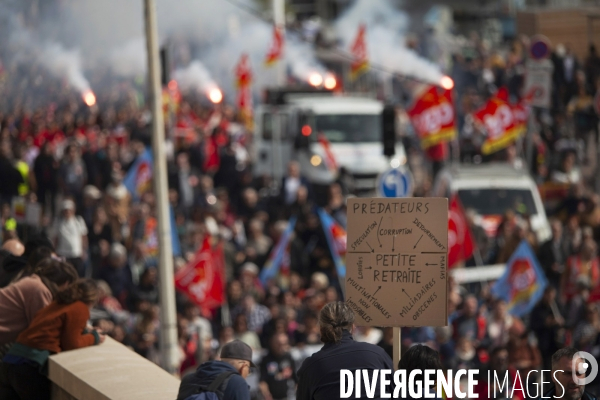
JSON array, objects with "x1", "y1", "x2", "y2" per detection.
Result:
[{"x1": 351, "y1": 201, "x2": 430, "y2": 215}]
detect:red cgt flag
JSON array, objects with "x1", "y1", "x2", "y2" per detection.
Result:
[
  {"x1": 235, "y1": 54, "x2": 253, "y2": 130},
  {"x1": 448, "y1": 194, "x2": 475, "y2": 269},
  {"x1": 175, "y1": 236, "x2": 224, "y2": 314},
  {"x1": 350, "y1": 24, "x2": 369, "y2": 81},
  {"x1": 264, "y1": 25, "x2": 284, "y2": 66},
  {"x1": 474, "y1": 87, "x2": 525, "y2": 155},
  {"x1": 407, "y1": 86, "x2": 457, "y2": 149},
  {"x1": 235, "y1": 54, "x2": 253, "y2": 88}
]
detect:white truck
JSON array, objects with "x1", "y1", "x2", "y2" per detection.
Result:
[
  {"x1": 432, "y1": 162, "x2": 552, "y2": 243},
  {"x1": 252, "y1": 89, "x2": 407, "y2": 200}
]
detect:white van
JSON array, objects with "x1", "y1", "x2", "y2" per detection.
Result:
[
  {"x1": 253, "y1": 92, "x2": 407, "y2": 197},
  {"x1": 432, "y1": 162, "x2": 552, "y2": 243}
]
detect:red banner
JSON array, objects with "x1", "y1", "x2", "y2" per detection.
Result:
[
  {"x1": 264, "y1": 26, "x2": 284, "y2": 66},
  {"x1": 317, "y1": 134, "x2": 338, "y2": 173},
  {"x1": 350, "y1": 24, "x2": 369, "y2": 81},
  {"x1": 448, "y1": 194, "x2": 475, "y2": 269},
  {"x1": 474, "y1": 88, "x2": 527, "y2": 155},
  {"x1": 235, "y1": 54, "x2": 253, "y2": 130},
  {"x1": 408, "y1": 86, "x2": 457, "y2": 149},
  {"x1": 175, "y1": 237, "x2": 224, "y2": 314}
]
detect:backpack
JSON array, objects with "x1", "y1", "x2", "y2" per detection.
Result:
[{"x1": 182, "y1": 370, "x2": 237, "y2": 400}]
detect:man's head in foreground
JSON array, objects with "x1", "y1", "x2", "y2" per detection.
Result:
[
  {"x1": 551, "y1": 347, "x2": 587, "y2": 400},
  {"x1": 220, "y1": 340, "x2": 255, "y2": 379},
  {"x1": 398, "y1": 344, "x2": 443, "y2": 394},
  {"x1": 2, "y1": 239, "x2": 25, "y2": 256}
]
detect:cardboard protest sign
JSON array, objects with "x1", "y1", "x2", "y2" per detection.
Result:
[{"x1": 346, "y1": 198, "x2": 448, "y2": 327}]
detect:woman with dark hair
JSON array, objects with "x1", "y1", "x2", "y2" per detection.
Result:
[
  {"x1": 0, "y1": 279, "x2": 105, "y2": 400},
  {"x1": 296, "y1": 301, "x2": 393, "y2": 400},
  {"x1": 0, "y1": 258, "x2": 78, "y2": 346}
]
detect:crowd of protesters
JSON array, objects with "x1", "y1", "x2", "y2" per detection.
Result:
[{"x1": 1, "y1": 3, "x2": 600, "y2": 400}]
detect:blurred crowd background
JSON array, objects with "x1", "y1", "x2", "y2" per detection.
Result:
[{"x1": 1, "y1": 1, "x2": 600, "y2": 400}]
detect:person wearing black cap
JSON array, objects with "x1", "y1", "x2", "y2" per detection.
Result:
[{"x1": 177, "y1": 339, "x2": 254, "y2": 400}]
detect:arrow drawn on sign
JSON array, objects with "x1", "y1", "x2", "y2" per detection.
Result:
[
  {"x1": 392, "y1": 235, "x2": 396, "y2": 252},
  {"x1": 425, "y1": 263, "x2": 438, "y2": 266},
  {"x1": 366, "y1": 242, "x2": 374, "y2": 252},
  {"x1": 373, "y1": 286, "x2": 382, "y2": 297},
  {"x1": 377, "y1": 216, "x2": 383, "y2": 247},
  {"x1": 413, "y1": 235, "x2": 423, "y2": 249},
  {"x1": 365, "y1": 266, "x2": 372, "y2": 270},
  {"x1": 401, "y1": 288, "x2": 411, "y2": 299}
]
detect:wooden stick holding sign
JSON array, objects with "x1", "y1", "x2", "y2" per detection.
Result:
[
  {"x1": 393, "y1": 327, "x2": 401, "y2": 368},
  {"x1": 345, "y1": 198, "x2": 449, "y2": 367}
]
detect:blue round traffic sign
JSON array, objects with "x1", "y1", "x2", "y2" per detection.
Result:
[
  {"x1": 530, "y1": 35, "x2": 551, "y2": 60},
  {"x1": 377, "y1": 168, "x2": 413, "y2": 198}
]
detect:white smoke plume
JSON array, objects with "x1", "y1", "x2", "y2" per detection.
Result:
[
  {"x1": 173, "y1": 61, "x2": 219, "y2": 95},
  {"x1": 199, "y1": 21, "x2": 274, "y2": 101},
  {"x1": 39, "y1": 43, "x2": 91, "y2": 93},
  {"x1": 62, "y1": 0, "x2": 330, "y2": 93},
  {"x1": 335, "y1": 0, "x2": 445, "y2": 85},
  {"x1": 108, "y1": 37, "x2": 147, "y2": 78},
  {"x1": 7, "y1": 19, "x2": 92, "y2": 94},
  {"x1": 4, "y1": 0, "x2": 334, "y2": 103},
  {"x1": 286, "y1": 35, "x2": 329, "y2": 82}
]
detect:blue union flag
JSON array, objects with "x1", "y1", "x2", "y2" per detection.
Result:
[{"x1": 491, "y1": 240, "x2": 548, "y2": 317}]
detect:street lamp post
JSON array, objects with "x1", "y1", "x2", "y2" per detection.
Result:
[{"x1": 144, "y1": 0, "x2": 179, "y2": 374}]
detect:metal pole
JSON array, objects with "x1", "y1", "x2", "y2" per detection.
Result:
[
  {"x1": 596, "y1": 124, "x2": 600, "y2": 193},
  {"x1": 271, "y1": 111, "x2": 284, "y2": 195},
  {"x1": 270, "y1": 0, "x2": 286, "y2": 195},
  {"x1": 144, "y1": 0, "x2": 179, "y2": 374},
  {"x1": 525, "y1": 108, "x2": 535, "y2": 171}
]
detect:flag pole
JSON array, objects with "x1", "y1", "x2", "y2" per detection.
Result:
[
  {"x1": 270, "y1": 0, "x2": 285, "y2": 196},
  {"x1": 144, "y1": 0, "x2": 179, "y2": 374},
  {"x1": 473, "y1": 246, "x2": 484, "y2": 267},
  {"x1": 272, "y1": 0, "x2": 285, "y2": 87},
  {"x1": 219, "y1": 238, "x2": 232, "y2": 328}
]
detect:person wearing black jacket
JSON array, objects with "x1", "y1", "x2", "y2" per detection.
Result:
[
  {"x1": 259, "y1": 333, "x2": 297, "y2": 400},
  {"x1": 0, "y1": 145, "x2": 24, "y2": 205},
  {"x1": 530, "y1": 287, "x2": 564, "y2": 370},
  {"x1": 538, "y1": 220, "x2": 569, "y2": 290},
  {"x1": 177, "y1": 340, "x2": 253, "y2": 400},
  {"x1": 296, "y1": 301, "x2": 393, "y2": 400},
  {"x1": 280, "y1": 161, "x2": 312, "y2": 207},
  {"x1": 540, "y1": 347, "x2": 597, "y2": 400}
]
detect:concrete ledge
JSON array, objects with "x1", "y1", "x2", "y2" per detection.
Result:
[{"x1": 49, "y1": 337, "x2": 180, "y2": 400}]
